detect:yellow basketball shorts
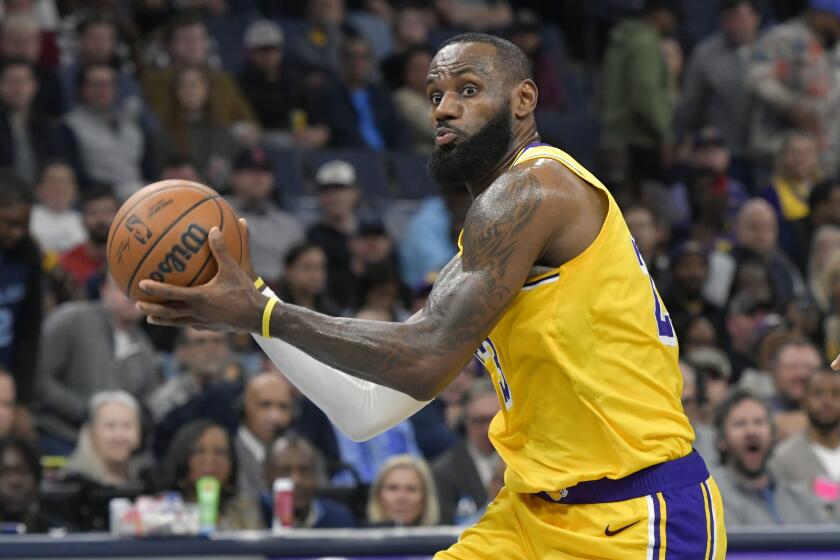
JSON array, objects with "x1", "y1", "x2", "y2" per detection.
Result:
[{"x1": 436, "y1": 474, "x2": 726, "y2": 559}]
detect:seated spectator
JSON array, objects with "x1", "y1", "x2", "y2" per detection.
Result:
[
  {"x1": 141, "y1": 13, "x2": 255, "y2": 134},
  {"x1": 760, "y1": 132, "x2": 822, "y2": 265},
  {"x1": 0, "y1": 59, "x2": 63, "y2": 184},
  {"x1": 433, "y1": 377, "x2": 500, "y2": 525},
  {"x1": 289, "y1": 0, "x2": 348, "y2": 83},
  {"x1": 29, "y1": 161, "x2": 86, "y2": 253},
  {"x1": 0, "y1": 14, "x2": 64, "y2": 118},
  {"x1": 273, "y1": 243, "x2": 340, "y2": 316},
  {"x1": 392, "y1": 46, "x2": 434, "y2": 154},
  {"x1": 367, "y1": 454, "x2": 440, "y2": 527},
  {"x1": 59, "y1": 186, "x2": 117, "y2": 296},
  {"x1": 237, "y1": 20, "x2": 329, "y2": 149},
  {"x1": 158, "y1": 419, "x2": 262, "y2": 530},
  {"x1": 381, "y1": 5, "x2": 431, "y2": 89},
  {"x1": 685, "y1": 346, "x2": 733, "y2": 420},
  {"x1": 809, "y1": 224, "x2": 840, "y2": 312},
  {"x1": 678, "y1": 316, "x2": 719, "y2": 354},
  {"x1": 771, "y1": 369, "x2": 840, "y2": 520},
  {"x1": 433, "y1": 0, "x2": 513, "y2": 31},
  {"x1": 235, "y1": 372, "x2": 294, "y2": 500},
  {"x1": 0, "y1": 437, "x2": 68, "y2": 532},
  {"x1": 821, "y1": 252, "x2": 840, "y2": 359},
  {"x1": 262, "y1": 434, "x2": 355, "y2": 528},
  {"x1": 399, "y1": 184, "x2": 471, "y2": 289},
  {"x1": 679, "y1": 360, "x2": 718, "y2": 467},
  {"x1": 349, "y1": 221, "x2": 408, "y2": 316},
  {"x1": 0, "y1": 172, "x2": 42, "y2": 406},
  {"x1": 34, "y1": 274, "x2": 158, "y2": 455},
  {"x1": 63, "y1": 62, "x2": 153, "y2": 198},
  {"x1": 713, "y1": 390, "x2": 830, "y2": 525},
  {"x1": 307, "y1": 160, "x2": 363, "y2": 309},
  {"x1": 319, "y1": 35, "x2": 405, "y2": 150},
  {"x1": 767, "y1": 336, "x2": 823, "y2": 441},
  {"x1": 725, "y1": 292, "x2": 772, "y2": 383},
  {"x1": 147, "y1": 327, "x2": 238, "y2": 423},
  {"x1": 623, "y1": 202, "x2": 668, "y2": 286},
  {"x1": 159, "y1": 155, "x2": 202, "y2": 183},
  {"x1": 155, "y1": 65, "x2": 241, "y2": 189},
  {"x1": 0, "y1": 0, "x2": 60, "y2": 68},
  {"x1": 226, "y1": 147, "x2": 304, "y2": 284},
  {"x1": 66, "y1": 391, "x2": 147, "y2": 489},
  {"x1": 509, "y1": 10, "x2": 568, "y2": 111},
  {"x1": 801, "y1": 179, "x2": 840, "y2": 259}
]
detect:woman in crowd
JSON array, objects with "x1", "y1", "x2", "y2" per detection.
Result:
[
  {"x1": 273, "y1": 243, "x2": 340, "y2": 316},
  {"x1": 366, "y1": 454, "x2": 439, "y2": 527},
  {"x1": 159, "y1": 419, "x2": 262, "y2": 530}
]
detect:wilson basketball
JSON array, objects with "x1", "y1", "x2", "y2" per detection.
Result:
[{"x1": 106, "y1": 180, "x2": 243, "y2": 302}]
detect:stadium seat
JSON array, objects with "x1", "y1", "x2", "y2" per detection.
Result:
[
  {"x1": 388, "y1": 152, "x2": 439, "y2": 200},
  {"x1": 303, "y1": 149, "x2": 393, "y2": 201},
  {"x1": 535, "y1": 109, "x2": 600, "y2": 170}
]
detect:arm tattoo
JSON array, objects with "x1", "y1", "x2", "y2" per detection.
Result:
[{"x1": 269, "y1": 170, "x2": 545, "y2": 399}]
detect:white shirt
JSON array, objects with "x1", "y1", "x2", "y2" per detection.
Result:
[
  {"x1": 812, "y1": 443, "x2": 840, "y2": 481},
  {"x1": 237, "y1": 425, "x2": 266, "y2": 466},
  {"x1": 30, "y1": 205, "x2": 87, "y2": 253},
  {"x1": 466, "y1": 440, "x2": 499, "y2": 489}
]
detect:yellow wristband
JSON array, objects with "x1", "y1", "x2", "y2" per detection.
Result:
[
  {"x1": 253, "y1": 277, "x2": 265, "y2": 291},
  {"x1": 262, "y1": 297, "x2": 279, "y2": 338}
]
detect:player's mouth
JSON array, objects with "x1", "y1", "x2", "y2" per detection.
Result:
[{"x1": 435, "y1": 128, "x2": 459, "y2": 146}]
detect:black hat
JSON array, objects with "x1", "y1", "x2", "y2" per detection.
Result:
[{"x1": 233, "y1": 147, "x2": 274, "y2": 172}]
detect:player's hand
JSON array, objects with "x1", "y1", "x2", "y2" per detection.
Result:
[
  {"x1": 237, "y1": 217, "x2": 257, "y2": 281},
  {"x1": 134, "y1": 225, "x2": 266, "y2": 333}
]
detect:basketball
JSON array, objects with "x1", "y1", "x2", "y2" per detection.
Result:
[{"x1": 106, "y1": 180, "x2": 243, "y2": 303}]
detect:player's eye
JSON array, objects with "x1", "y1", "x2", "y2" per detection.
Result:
[
  {"x1": 429, "y1": 92, "x2": 442, "y2": 105},
  {"x1": 461, "y1": 85, "x2": 478, "y2": 97}
]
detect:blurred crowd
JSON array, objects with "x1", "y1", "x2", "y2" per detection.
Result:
[{"x1": 0, "y1": 0, "x2": 840, "y2": 535}]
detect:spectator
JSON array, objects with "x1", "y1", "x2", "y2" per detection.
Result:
[
  {"x1": 821, "y1": 252, "x2": 840, "y2": 358},
  {"x1": 809, "y1": 224, "x2": 840, "y2": 311},
  {"x1": 320, "y1": 35, "x2": 405, "y2": 150},
  {"x1": 0, "y1": 59, "x2": 62, "y2": 184},
  {"x1": 262, "y1": 434, "x2": 355, "y2": 528},
  {"x1": 760, "y1": 131, "x2": 822, "y2": 263},
  {"x1": 433, "y1": 377, "x2": 500, "y2": 525},
  {"x1": 367, "y1": 454, "x2": 440, "y2": 527},
  {"x1": 392, "y1": 46, "x2": 434, "y2": 154},
  {"x1": 33, "y1": 274, "x2": 158, "y2": 455},
  {"x1": 600, "y1": 0, "x2": 679, "y2": 182},
  {"x1": 769, "y1": 337, "x2": 823, "y2": 441},
  {"x1": 802, "y1": 179, "x2": 840, "y2": 253},
  {"x1": 235, "y1": 372, "x2": 294, "y2": 500},
  {"x1": 686, "y1": 346, "x2": 734, "y2": 420},
  {"x1": 0, "y1": 14, "x2": 64, "y2": 118},
  {"x1": 747, "y1": 0, "x2": 840, "y2": 178},
  {"x1": 679, "y1": 360, "x2": 718, "y2": 467},
  {"x1": 713, "y1": 390, "x2": 830, "y2": 525},
  {"x1": 676, "y1": 0, "x2": 760, "y2": 183},
  {"x1": 290, "y1": 0, "x2": 348, "y2": 82},
  {"x1": 349, "y1": 219, "x2": 406, "y2": 314},
  {"x1": 0, "y1": 368, "x2": 16, "y2": 438},
  {"x1": 623, "y1": 202, "x2": 668, "y2": 285},
  {"x1": 156, "y1": 65, "x2": 241, "y2": 189},
  {"x1": 158, "y1": 419, "x2": 262, "y2": 530},
  {"x1": 0, "y1": 172, "x2": 41, "y2": 407},
  {"x1": 59, "y1": 187, "x2": 117, "y2": 295},
  {"x1": 237, "y1": 20, "x2": 329, "y2": 150},
  {"x1": 0, "y1": 437, "x2": 68, "y2": 532},
  {"x1": 433, "y1": 0, "x2": 513, "y2": 31},
  {"x1": 771, "y1": 369, "x2": 840, "y2": 520},
  {"x1": 399, "y1": 183, "x2": 471, "y2": 289},
  {"x1": 141, "y1": 13, "x2": 256, "y2": 135},
  {"x1": 59, "y1": 15, "x2": 146, "y2": 119},
  {"x1": 669, "y1": 127, "x2": 748, "y2": 238},
  {"x1": 678, "y1": 315, "x2": 719, "y2": 354},
  {"x1": 0, "y1": 0, "x2": 60, "y2": 68},
  {"x1": 29, "y1": 161, "x2": 85, "y2": 253},
  {"x1": 63, "y1": 62, "x2": 152, "y2": 198},
  {"x1": 147, "y1": 328, "x2": 237, "y2": 423},
  {"x1": 227, "y1": 147, "x2": 304, "y2": 284},
  {"x1": 381, "y1": 5, "x2": 431, "y2": 89},
  {"x1": 273, "y1": 243, "x2": 340, "y2": 315},
  {"x1": 725, "y1": 291, "x2": 772, "y2": 382},
  {"x1": 307, "y1": 160, "x2": 362, "y2": 309},
  {"x1": 509, "y1": 9, "x2": 569, "y2": 111},
  {"x1": 65, "y1": 391, "x2": 147, "y2": 489},
  {"x1": 159, "y1": 154, "x2": 202, "y2": 183}
]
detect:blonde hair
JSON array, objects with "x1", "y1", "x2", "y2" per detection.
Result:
[
  {"x1": 367, "y1": 454, "x2": 440, "y2": 526},
  {"x1": 817, "y1": 251, "x2": 840, "y2": 313},
  {"x1": 66, "y1": 391, "x2": 141, "y2": 485}
]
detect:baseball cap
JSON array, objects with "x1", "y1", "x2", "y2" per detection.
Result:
[
  {"x1": 810, "y1": 0, "x2": 840, "y2": 18},
  {"x1": 685, "y1": 347, "x2": 732, "y2": 380},
  {"x1": 233, "y1": 147, "x2": 274, "y2": 172},
  {"x1": 727, "y1": 292, "x2": 772, "y2": 316},
  {"x1": 356, "y1": 216, "x2": 387, "y2": 237},
  {"x1": 243, "y1": 20, "x2": 284, "y2": 49},
  {"x1": 316, "y1": 160, "x2": 356, "y2": 189},
  {"x1": 670, "y1": 240, "x2": 707, "y2": 266},
  {"x1": 694, "y1": 126, "x2": 726, "y2": 149}
]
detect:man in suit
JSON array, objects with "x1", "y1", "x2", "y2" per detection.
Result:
[
  {"x1": 235, "y1": 372, "x2": 294, "y2": 499},
  {"x1": 770, "y1": 368, "x2": 840, "y2": 520},
  {"x1": 433, "y1": 377, "x2": 500, "y2": 525}
]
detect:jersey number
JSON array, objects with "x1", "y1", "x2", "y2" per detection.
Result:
[
  {"x1": 476, "y1": 338, "x2": 513, "y2": 409},
  {"x1": 631, "y1": 239, "x2": 677, "y2": 346}
]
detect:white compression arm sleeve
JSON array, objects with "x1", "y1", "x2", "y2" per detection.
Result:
[{"x1": 252, "y1": 287, "x2": 432, "y2": 442}]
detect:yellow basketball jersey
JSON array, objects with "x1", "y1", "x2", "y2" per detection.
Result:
[{"x1": 465, "y1": 144, "x2": 694, "y2": 495}]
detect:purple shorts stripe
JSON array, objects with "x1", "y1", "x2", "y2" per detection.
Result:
[
  {"x1": 661, "y1": 481, "x2": 709, "y2": 559},
  {"x1": 652, "y1": 491, "x2": 661, "y2": 558},
  {"x1": 703, "y1": 480, "x2": 716, "y2": 559}
]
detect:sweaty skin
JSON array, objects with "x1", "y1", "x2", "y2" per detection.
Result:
[{"x1": 136, "y1": 42, "x2": 608, "y2": 401}]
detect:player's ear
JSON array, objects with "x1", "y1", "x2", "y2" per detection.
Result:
[{"x1": 513, "y1": 79, "x2": 538, "y2": 119}]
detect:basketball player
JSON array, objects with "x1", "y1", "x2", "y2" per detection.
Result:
[{"x1": 137, "y1": 34, "x2": 726, "y2": 558}]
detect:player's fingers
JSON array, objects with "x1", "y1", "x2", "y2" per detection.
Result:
[
  {"x1": 138, "y1": 279, "x2": 195, "y2": 301},
  {"x1": 135, "y1": 300, "x2": 195, "y2": 320},
  {"x1": 208, "y1": 227, "x2": 236, "y2": 268},
  {"x1": 238, "y1": 218, "x2": 249, "y2": 244},
  {"x1": 146, "y1": 315, "x2": 204, "y2": 328},
  {"x1": 832, "y1": 356, "x2": 840, "y2": 371}
]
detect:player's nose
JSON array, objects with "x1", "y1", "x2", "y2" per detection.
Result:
[{"x1": 432, "y1": 91, "x2": 461, "y2": 121}]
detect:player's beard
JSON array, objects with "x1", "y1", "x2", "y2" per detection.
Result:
[{"x1": 428, "y1": 103, "x2": 514, "y2": 185}]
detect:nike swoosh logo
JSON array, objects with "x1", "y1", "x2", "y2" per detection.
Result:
[{"x1": 604, "y1": 520, "x2": 641, "y2": 537}]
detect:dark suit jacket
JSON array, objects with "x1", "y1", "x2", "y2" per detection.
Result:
[
  {"x1": 320, "y1": 82, "x2": 407, "y2": 150},
  {"x1": 432, "y1": 438, "x2": 488, "y2": 525},
  {"x1": 0, "y1": 107, "x2": 63, "y2": 174}
]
